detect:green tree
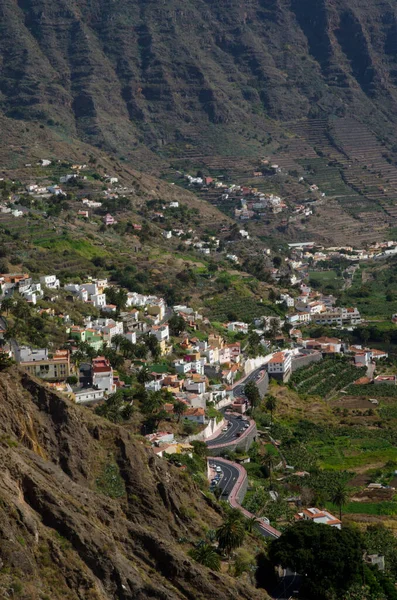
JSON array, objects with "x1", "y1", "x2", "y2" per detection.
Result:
[
  {"x1": 330, "y1": 481, "x2": 349, "y2": 521},
  {"x1": 0, "y1": 352, "x2": 13, "y2": 371},
  {"x1": 119, "y1": 337, "x2": 136, "y2": 359},
  {"x1": 261, "y1": 449, "x2": 278, "y2": 488},
  {"x1": 95, "y1": 390, "x2": 133, "y2": 423},
  {"x1": 0, "y1": 297, "x2": 14, "y2": 315},
  {"x1": 364, "y1": 524, "x2": 397, "y2": 578},
  {"x1": 191, "y1": 440, "x2": 208, "y2": 459},
  {"x1": 244, "y1": 380, "x2": 261, "y2": 408},
  {"x1": 137, "y1": 365, "x2": 152, "y2": 385},
  {"x1": 245, "y1": 515, "x2": 259, "y2": 533},
  {"x1": 168, "y1": 314, "x2": 186, "y2": 336},
  {"x1": 269, "y1": 521, "x2": 364, "y2": 600},
  {"x1": 104, "y1": 287, "x2": 127, "y2": 311},
  {"x1": 216, "y1": 511, "x2": 245, "y2": 557},
  {"x1": 112, "y1": 334, "x2": 125, "y2": 352},
  {"x1": 145, "y1": 334, "x2": 161, "y2": 360},
  {"x1": 189, "y1": 543, "x2": 220, "y2": 571},
  {"x1": 173, "y1": 400, "x2": 187, "y2": 423},
  {"x1": 265, "y1": 395, "x2": 277, "y2": 424}
]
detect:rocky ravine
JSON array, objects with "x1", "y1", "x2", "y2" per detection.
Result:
[{"x1": 0, "y1": 367, "x2": 268, "y2": 600}]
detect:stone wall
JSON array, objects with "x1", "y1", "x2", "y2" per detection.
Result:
[
  {"x1": 291, "y1": 350, "x2": 322, "y2": 372},
  {"x1": 186, "y1": 417, "x2": 225, "y2": 443},
  {"x1": 257, "y1": 371, "x2": 269, "y2": 397}
]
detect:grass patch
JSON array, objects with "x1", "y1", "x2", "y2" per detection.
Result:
[
  {"x1": 327, "y1": 501, "x2": 397, "y2": 516},
  {"x1": 34, "y1": 237, "x2": 108, "y2": 259},
  {"x1": 96, "y1": 462, "x2": 126, "y2": 498}
]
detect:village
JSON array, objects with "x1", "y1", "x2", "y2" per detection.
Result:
[{"x1": 0, "y1": 266, "x2": 393, "y2": 459}]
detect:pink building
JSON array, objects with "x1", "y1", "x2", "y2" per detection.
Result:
[{"x1": 104, "y1": 214, "x2": 117, "y2": 226}]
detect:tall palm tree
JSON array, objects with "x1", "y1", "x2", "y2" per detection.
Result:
[
  {"x1": 216, "y1": 514, "x2": 245, "y2": 557},
  {"x1": 261, "y1": 450, "x2": 278, "y2": 488},
  {"x1": 173, "y1": 400, "x2": 187, "y2": 423},
  {"x1": 265, "y1": 395, "x2": 277, "y2": 424},
  {"x1": 330, "y1": 481, "x2": 348, "y2": 521},
  {"x1": 189, "y1": 543, "x2": 220, "y2": 571},
  {"x1": 111, "y1": 334, "x2": 125, "y2": 352}
]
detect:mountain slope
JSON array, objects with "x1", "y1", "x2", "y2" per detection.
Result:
[
  {"x1": 0, "y1": 367, "x2": 268, "y2": 600},
  {"x1": 2, "y1": 0, "x2": 397, "y2": 158}
]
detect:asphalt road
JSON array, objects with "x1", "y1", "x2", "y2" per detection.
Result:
[
  {"x1": 209, "y1": 459, "x2": 240, "y2": 498},
  {"x1": 206, "y1": 413, "x2": 249, "y2": 447},
  {"x1": 233, "y1": 365, "x2": 267, "y2": 398},
  {"x1": 271, "y1": 569, "x2": 301, "y2": 599}
]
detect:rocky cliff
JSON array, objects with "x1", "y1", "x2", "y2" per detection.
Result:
[
  {"x1": 2, "y1": 0, "x2": 397, "y2": 158},
  {"x1": 0, "y1": 367, "x2": 268, "y2": 600}
]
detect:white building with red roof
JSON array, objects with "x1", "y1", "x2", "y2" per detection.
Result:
[
  {"x1": 267, "y1": 352, "x2": 292, "y2": 382},
  {"x1": 295, "y1": 507, "x2": 341, "y2": 529},
  {"x1": 92, "y1": 356, "x2": 115, "y2": 395}
]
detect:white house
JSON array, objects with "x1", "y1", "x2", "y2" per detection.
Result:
[
  {"x1": 295, "y1": 507, "x2": 341, "y2": 529},
  {"x1": 19, "y1": 347, "x2": 48, "y2": 363},
  {"x1": 90, "y1": 293, "x2": 106, "y2": 308},
  {"x1": 280, "y1": 293, "x2": 295, "y2": 308},
  {"x1": 92, "y1": 356, "x2": 115, "y2": 395},
  {"x1": 60, "y1": 174, "x2": 78, "y2": 184},
  {"x1": 40, "y1": 275, "x2": 60, "y2": 289},
  {"x1": 47, "y1": 185, "x2": 64, "y2": 196},
  {"x1": 74, "y1": 388, "x2": 105, "y2": 404},
  {"x1": 89, "y1": 318, "x2": 124, "y2": 343},
  {"x1": 227, "y1": 321, "x2": 249, "y2": 334},
  {"x1": 183, "y1": 407, "x2": 206, "y2": 424},
  {"x1": 123, "y1": 331, "x2": 137, "y2": 345},
  {"x1": 174, "y1": 360, "x2": 192, "y2": 375},
  {"x1": 267, "y1": 352, "x2": 292, "y2": 382},
  {"x1": 150, "y1": 324, "x2": 169, "y2": 342},
  {"x1": 185, "y1": 380, "x2": 206, "y2": 394}
]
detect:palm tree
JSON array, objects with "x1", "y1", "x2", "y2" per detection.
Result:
[
  {"x1": 173, "y1": 400, "x2": 187, "y2": 423},
  {"x1": 71, "y1": 350, "x2": 85, "y2": 372},
  {"x1": 245, "y1": 516, "x2": 259, "y2": 533},
  {"x1": 111, "y1": 334, "x2": 125, "y2": 352},
  {"x1": 261, "y1": 450, "x2": 278, "y2": 488},
  {"x1": 119, "y1": 337, "x2": 135, "y2": 358},
  {"x1": 137, "y1": 365, "x2": 151, "y2": 385},
  {"x1": 216, "y1": 513, "x2": 245, "y2": 557},
  {"x1": 265, "y1": 395, "x2": 277, "y2": 424},
  {"x1": 189, "y1": 543, "x2": 220, "y2": 571},
  {"x1": 330, "y1": 481, "x2": 348, "y2": 521}
]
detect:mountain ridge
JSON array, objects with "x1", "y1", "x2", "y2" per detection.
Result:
[{"x1": 3, "y1": 0, "x2": 397, "y2": 161}]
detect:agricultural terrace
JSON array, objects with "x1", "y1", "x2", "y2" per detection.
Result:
[
  {"x1": 345, "y1": 384, "x2": 397, "y2": 398},
  {"x1": 341, "y1": 262, "x2": 397, "y2": 319},
  {"x1": 204, "y1": 293, "x2": 281, "y2": 322},
  {"x1": 289, "y1": 357, "x2": 365, "y2": 397}
]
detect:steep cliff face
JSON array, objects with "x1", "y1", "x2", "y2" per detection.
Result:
[
  {"x1": 1, "y1": 0, "x2": 397, "y2": 156},
  {"x1": 0, "y1": 368, "x2": 268, "y2": 600}
]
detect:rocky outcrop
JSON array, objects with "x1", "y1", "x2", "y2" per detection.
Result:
[{"x1": 0, "y1": 368, "x2": 268, "y2": 599}]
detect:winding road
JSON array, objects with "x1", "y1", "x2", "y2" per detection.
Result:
[{"x1": 206, "y1": 412, "x2": 249, "y2": 448}]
